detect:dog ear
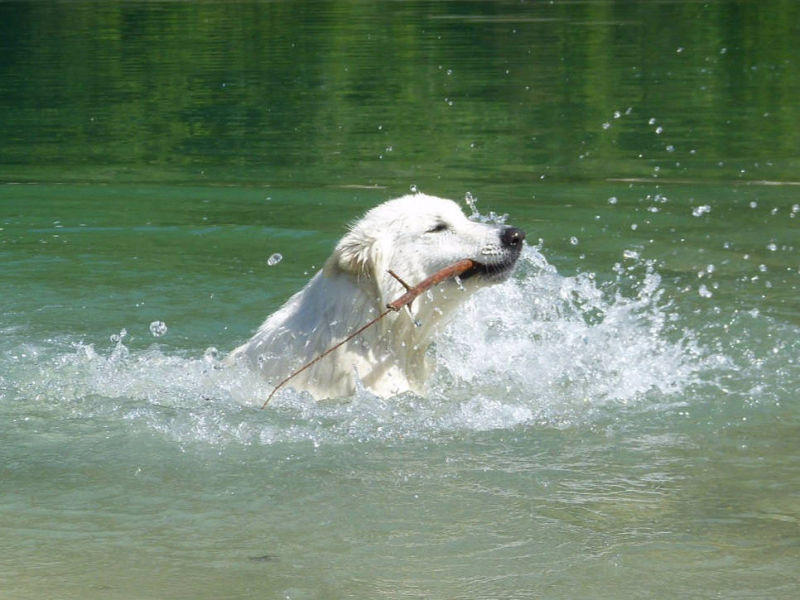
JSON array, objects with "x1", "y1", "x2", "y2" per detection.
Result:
[
  {"x1": 328, "y1": 229, "x2": 395, "y2": 303},
  {"x1": 331, "y1": 227, "x2": 373, "y2": 276},
  {"x1": 332, "y1": 229, "x2": 392, "y2": 276}
]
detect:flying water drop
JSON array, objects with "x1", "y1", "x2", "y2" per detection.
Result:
[{"x1": 149, "y1": 321, "x2": 168, "y2": 337}]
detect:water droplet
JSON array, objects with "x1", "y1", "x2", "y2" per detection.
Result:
[
  {"x1": 410, "y1": 184, "x2": 418, "y2": 193},
  {"x1": 692, "y1": 205, "x2": 711, "y2": 217},
  {"x1": 465, "y1": 191, "x2": 478, "y2": 214},
  {"x1": 267, "y1": 253, "x2": 283, "y2": 266},
  {"x1": 569, "y1": 236, "x2": 579, "y2": 245},
  {"x1": 698, "y1": 284, "x2": 713, "y2": 298},
  {"x1": 623, "y1": 249, "x2": 640, "y2": 260},
  {"x1": 608, "y1": 196, "x2": 618, "y2": 205},
  {"x1": 149, "y1": 321, "x2": 168, "y2": 337}
]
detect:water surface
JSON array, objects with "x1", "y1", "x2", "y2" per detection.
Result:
[{"x1": 2, "y1": 2, "x2": 799, "y2": 599}]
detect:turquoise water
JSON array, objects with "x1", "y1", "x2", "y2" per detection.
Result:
[{"x1": 2, "y1": 2, "x2": 799, "y2": 599}]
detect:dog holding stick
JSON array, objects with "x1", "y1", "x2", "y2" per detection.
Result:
[{"x1": 227, "y1": 193, "x2": 525, "y2": 400}]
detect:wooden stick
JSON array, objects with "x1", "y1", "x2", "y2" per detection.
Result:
[
  {"x1": 261, "y1": 258, "x2": 476, "y2": 408},
  {"x1": 386, "y1": 258, "x2": 475, "y2": 311}
]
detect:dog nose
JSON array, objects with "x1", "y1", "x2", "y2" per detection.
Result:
[{"x1": 500, "y1": 226, "x2": 526, "y2": 248}]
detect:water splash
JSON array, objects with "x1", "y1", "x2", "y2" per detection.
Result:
[
  {"x1": 433, "y1": 247, "x2": 709, "y2": 425},
  {"x1": 463, "y1": 192, "x2": 508, "y2": 225},
  {"x1": 149, "y1": 320, "x2": 168, "y2": 337},
  {"x1": 1, "y1": 245, "x2": 721, "y2": 448}
]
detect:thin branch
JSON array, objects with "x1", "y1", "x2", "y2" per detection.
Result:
[
  {"x1": 260, "y1": 309, "x2": 390, "y2": 409},
  {"x1": 388, "y1": 270, "x2": 413, "y2": 292},
  {"x1": 260, "y1": 258, "x2": 476, "y2": 408},
  {"x1": 386, "y1": 258, "x2": 475, "y2": 311}
]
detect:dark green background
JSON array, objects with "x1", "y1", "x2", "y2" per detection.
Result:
[{"x1": 2, "y1": 0, "x2": 798, "y2": 187}]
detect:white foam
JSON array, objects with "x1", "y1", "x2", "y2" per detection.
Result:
[{"x1": 1, "y1": 246, "x2": 714, "y2": 447}]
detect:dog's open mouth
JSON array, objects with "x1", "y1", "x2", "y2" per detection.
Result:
[{"x1": 458, "y1": 256, "x2": 519, "y2": 282}]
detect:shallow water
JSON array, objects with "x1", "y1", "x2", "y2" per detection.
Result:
[{"x1": 2, "y1": 1, "x2": 800, "y2": 599}]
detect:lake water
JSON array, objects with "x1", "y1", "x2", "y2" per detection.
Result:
[{"x1": 1, "y1": 1, "x2": 799, "y2": 598}]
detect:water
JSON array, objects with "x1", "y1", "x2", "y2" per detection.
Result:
[{"x1": 2, "y1": 2, "x2": 799, "y2": 599}]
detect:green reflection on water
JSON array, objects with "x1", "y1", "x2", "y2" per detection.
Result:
[
  {"x1": 1, "y1": 3, "x2": 799, "y2": 599},
  {"x1": 1, "y1": 0, "x2": 799, "y2": 187}
]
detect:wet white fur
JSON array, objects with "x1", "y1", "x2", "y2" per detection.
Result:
[{"x1": 227, "y1": 193, "x2": 518, "y2": 399}]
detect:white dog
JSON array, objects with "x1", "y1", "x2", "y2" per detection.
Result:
[{"x1": 227, "y1": 193, "x2": 525, "y2": 399}]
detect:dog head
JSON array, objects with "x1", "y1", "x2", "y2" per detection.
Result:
[{"x1": 328, "y1": 193, "x2": 525, "y2": 311}]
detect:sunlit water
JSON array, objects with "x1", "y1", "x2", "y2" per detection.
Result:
[
  {"x1": 2, "y1": 193, "x2": 798, "y2": 598},
  {"x1": 3, "y1": 244, "x2": 709, "y2": 445},
  {"x1": 2, "y1": 0, "x2": 800, "y2": 598}
]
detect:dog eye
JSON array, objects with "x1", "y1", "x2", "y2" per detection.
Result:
[{"x1": 427, "y1": 222, "x2": 449, "y2": 233}]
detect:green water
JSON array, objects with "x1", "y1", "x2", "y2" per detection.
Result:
[{"x1": 2, "y1": 2, "x2": 799, "y2": 599}]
